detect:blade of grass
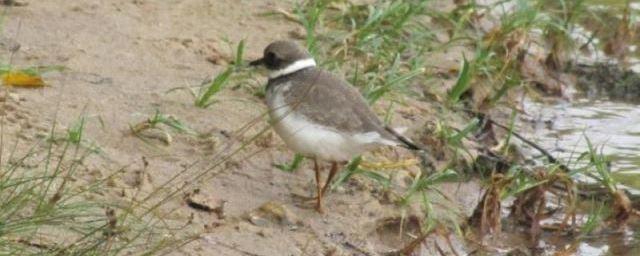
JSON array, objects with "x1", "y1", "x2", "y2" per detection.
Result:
[
  {"x1": 448, "y1": 57, "x2": 471, "y2": 104},
  {"x1": 195, "y1": 67, "x2": 232, "y2": 108},
  {"x1": 274, "y1": 154, "x2": 305, "y2": 173},
  {"x1": 234, "y1": 40, "x2": 245, "y2": 69}
]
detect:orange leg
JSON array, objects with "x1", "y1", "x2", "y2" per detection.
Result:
[
  {"x1": 313, "y1": 159, "x2": 324, "y2": 213},
  {"x1": 321, "y1": 161, "x2": 339, "y2": 196}
]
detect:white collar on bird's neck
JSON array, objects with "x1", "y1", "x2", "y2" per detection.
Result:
[{"x1": 269, "y1": 58, "x2": 317, "y2": 79}]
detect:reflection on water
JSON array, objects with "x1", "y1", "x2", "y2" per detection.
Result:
[
  {"x1": 525, "y1": 98, "x2": 640, "y2": 173},
  {"x1": 521, "y1": 97, "x2": 640, "y2": 256},
  {"x1": 502, "y1": 1, "x2": 640, "y2": 255}
]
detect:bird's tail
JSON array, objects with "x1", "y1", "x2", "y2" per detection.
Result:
[{"x1": 384, "y1": 126, "x2": 422, "y2": 151}]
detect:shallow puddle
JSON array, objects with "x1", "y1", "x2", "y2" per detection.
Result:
[
  {"x1": 526, "y1": 98, "x2": 640, "y2": 175},
  {"x1": 521, "y1": 84, "x2": 640, "y2": 256},
  {"x1": 473, "y1": 1, "x2": 640, "y2": 255}
]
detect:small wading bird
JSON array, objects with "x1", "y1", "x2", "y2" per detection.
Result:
[{"x1": 250, "y1": 40, "x2": 424, "y2": 212}]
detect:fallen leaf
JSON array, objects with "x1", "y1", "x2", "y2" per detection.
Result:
[{"x1": 2, "y1": 71, "x2": 45, "y2": 87}]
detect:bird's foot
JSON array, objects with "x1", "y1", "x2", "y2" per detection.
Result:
[{"x1": 290, "y1": 192, "x2": 324, "y2": 213}]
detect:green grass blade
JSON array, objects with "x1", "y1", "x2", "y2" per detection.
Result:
[
  {"x1": 447, "y1": 118, "x2": 480, "y2": 145},
  {"x1": 448, "y1": 57, "x2": 472, "y2": 104},
  {"x1": 195, "y1": 68, "x2": 233, "y2": 108},
  {"x1": 274, "y1": 154, "x2": 305, "y2": 173},
  {"x1": 330, "y1": 156, "x2": 362, "y2": 190},
  {"x1": 234, "y1": 40, "x2": 245, "y2": 69}
]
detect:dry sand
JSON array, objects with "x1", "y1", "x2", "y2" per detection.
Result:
[{"x1": 0, "y1": 1, "x2": 482, "y2": 255}]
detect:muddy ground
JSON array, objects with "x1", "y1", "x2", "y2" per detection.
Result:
[{"x1": 0, "y1": 1, "x2": 489, "y2": 255}]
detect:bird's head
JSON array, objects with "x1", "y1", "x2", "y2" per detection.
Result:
[{"x1": 250, "y1": 40, "x2": 316, "y2": 79}]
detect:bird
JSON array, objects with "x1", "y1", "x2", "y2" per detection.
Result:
[{"x1": 250, "y1": 40, "x2": 423, "y2": 212}]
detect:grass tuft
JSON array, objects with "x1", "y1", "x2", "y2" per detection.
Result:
[
  {"x1": 195, "y1": 67, "x2": 233, "y2": 108},
  {"x1": 0, "y1": 119, "x2": 194, "y2": 255}
]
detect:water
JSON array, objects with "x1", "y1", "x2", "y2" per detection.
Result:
[
  {"x1": 520, "y1": 97, "x2": 640, "y2": 255},
  {"x1": 526, "y1": 98, "x2": 640, "y2": 174},
  {"x1": 518, "y1": 2, "x2": 640, "y2": 255},
  {"x1": 526, "y1": 0, "x2": 640, "y2": 186}
]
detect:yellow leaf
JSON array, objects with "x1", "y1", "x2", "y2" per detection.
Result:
[{"x1": 2, "y1": 71, "x2": 45, "y2": 87}]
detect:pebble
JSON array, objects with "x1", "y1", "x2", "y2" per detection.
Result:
[
  {"x1": 256, "y1": 229, "x2": 272, "y2": 238},
  {"x1": 247, "y1": 201, "x2": 299, "y2": 227},
  {"x1": 138, "y1": 128, "x2": 172, "y2": 145},
  {"x1": 288, "y1": 27, "x2": 306, "y2": 40}
]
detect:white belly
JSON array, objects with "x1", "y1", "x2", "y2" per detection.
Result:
[
  {"x1": 272, "y1": 117, "x2": 362, "y2": 161},
  {"x1": 266, "y1": 83, "x2": 395, "y2": 161}
]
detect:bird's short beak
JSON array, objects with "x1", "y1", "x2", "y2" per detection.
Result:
[{"x1": 249, "y1": 58, "x2": 264, "y2": 66}]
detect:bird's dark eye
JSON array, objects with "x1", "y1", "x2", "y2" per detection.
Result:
[{"x1": 264, "y1": 51, "x2": 280, "y2": 69}]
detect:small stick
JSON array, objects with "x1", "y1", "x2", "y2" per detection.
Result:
[
  {"x1": 393, "y1": 229, "x2": 436, "y2": 255},
  {"x1": 271, "y1": 8, "x2": 302, "y2": 25},
  {"x1": 469, "y1": 110, "x2": 570, "y2": 172}
]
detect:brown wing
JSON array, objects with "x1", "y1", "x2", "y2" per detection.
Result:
[{"x1": 282, "y1": 68, "x2": 394, "y2": 139}]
